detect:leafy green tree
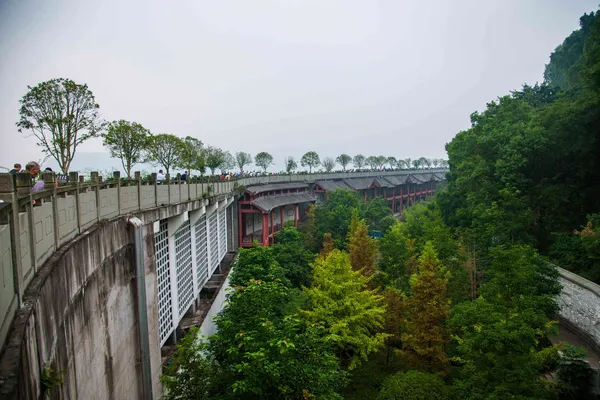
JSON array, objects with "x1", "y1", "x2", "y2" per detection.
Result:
[
  {"x1": 182, "y1": 136, "x2": 206, "y2": 177},
  {"x1": 229, "y1": 245, "x2": 289, "y2": 287},
  {"x1": 386, "y1": 156, "x2": 397, "y2": 169},
  {"x1": 235, "y1": 151, "x2": 253, "y2": 172},
  {"x1": 284, "y1": 156, "x2": 297, "y2": 173},
  {"x1": 17, "y1": 78, "x2": 105, "y2": 173},
  {"x1": 366, "y1": 156, "x2": 378, "y2": 170},
  {"x1": 401, "y1": 243, "x2": 450, "y2": 373},
  {"x1": 273, "y1": 227, "x2": 316, "y2": 288},
  {"x1": 404, "y1": 158, "x2": 412, "y2": 170},
  {"x1": 145, "y1": 133, "x2": 186, "y2": 175},
  {"x1": 300, "y1": 250, "x2": 388, "y2": 369},
  {"x1": 365, "y1": 196, "x2": 392, "y2": 231},
  {"x1": 377, "y1": 370, "x2": 450, "y2": 400},
  {"x1": 315, "y1": 189, "x2": 363, "y2": 248},
  {"x1": 211, "y1": 280, "x2": 347, "y2": 399},
  {"x1": 336, "y1": 154, "x2": 352, "y2": 171},
  {"x1": 449, "y1": 245, "x2": 560, "y2": 400},
  {"x1": 102, "y1": 120, "x2": 151, "y2": 178},
  {"x1": 375, "y1": 156, "x2": 387, "y2": 169},
  {"x1": 205, "y1": 146, "x2": 225, "y2": 175},
  {"x1": 322, "y1": 157, "x2": 336, "y2": 172},
  {"x1": 381, "y1": 288, "x2": 406, "y2": 362},
  {"x1": 299, "y1": 203, "x2": 319, "y2": 252},
  {"x1": 255, "y1": 151, "x2": 274, "y2": 172},
  {"x1": 379, "y1": 225, "x2": 418, "y2": 290},
  {"x1": 411, "y1": 159, "x2": 420, "y2": 169},
  {"x1": 301, "y1": 151, "x2": 320, "y2": 173},
  {"x1": 160, "y1": 327, "x2": 218, "y2": 400},
  {"x1": 352, "y1": 154, "x2": 366, "y2": 169}
]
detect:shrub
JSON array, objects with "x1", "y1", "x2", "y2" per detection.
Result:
[{"x1": 377, "y1": 370, "x2": 449, "y2": 400}]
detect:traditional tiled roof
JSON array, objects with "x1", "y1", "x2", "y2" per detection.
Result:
[
  {"x1": 343, "y1": 178, "x2": 376, "y2": 190},
  {"x1": 252, "y1": 192, "x2": 316, "y2": 212},
  {"x1": 245, "y1": 182, "x2": 308, "y2": 194},
  {"x1": 372, "y1": 177, "x2": 393, "y2": 188},
  {"x1": 314, "y1": 180, "x2": 353, "y2": 192},
  {"x1": 383, "y1": 175, "x2": 409, "y2": 186}
]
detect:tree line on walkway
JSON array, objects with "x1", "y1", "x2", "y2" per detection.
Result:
[
  {"x1": 437, "y1": 10, "x2": 600, "y2": 284},
  {"x1": 15, "y1": 83, "x2": 446, "y2": 177}
]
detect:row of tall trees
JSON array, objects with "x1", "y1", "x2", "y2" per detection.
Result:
[{"x1": 15, "y1": 82, "x2": 443, "y2": 176}]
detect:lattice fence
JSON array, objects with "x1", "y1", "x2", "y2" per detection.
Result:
[
  {"x1": 174, "y1": 220, "x2": 194, "y2": 318},
  {"x1": 155, "y1": 220, "x2": 173, "y2": 345},
  {"x1": 208, "y1": 211, "x2": 219, "y2": 274},
  {"x1": 194, "y1": 215, "x2": 209, "y2": 290}
]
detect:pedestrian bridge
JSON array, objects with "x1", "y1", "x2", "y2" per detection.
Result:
[{"x1": 0, "y1": 168, "x2": 597, "y2": 398}]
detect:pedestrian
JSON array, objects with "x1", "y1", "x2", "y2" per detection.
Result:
[
  {"x1": 157, "y1": 169, "x2": 165, "y2": 184},
  {"x1": 9, "y1": 163, "x2": 21, "y2": 174},
  {"x1": 181, "y1": 171, "x2": 188, "y2": 183}
]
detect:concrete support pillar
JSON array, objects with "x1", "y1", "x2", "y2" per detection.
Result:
[
  {"x1": 294, "y1": 205, "x2": 299, "y2": 227},
  {"x1": 280, "y1": 206, "x2": 284, "y2": 230}
]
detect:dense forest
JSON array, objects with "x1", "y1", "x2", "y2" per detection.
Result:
[{"x1": 160, "y1": 10, "x2": 600, "y2": 400}]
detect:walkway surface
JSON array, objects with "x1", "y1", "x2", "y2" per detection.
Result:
[{"x1": 550, "y1": 323, "x2": 600, "y2": 369}]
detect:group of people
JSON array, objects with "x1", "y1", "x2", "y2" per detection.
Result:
[{"x1": 9, "y1": 162, "x2": 54, "y2": 192}]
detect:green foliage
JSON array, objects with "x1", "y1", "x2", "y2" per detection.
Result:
[
  {"x1": 365, "y1": 197, "x2": 392, "y2": 231},
  {"x1": 17, "y1": 78, "x2": 104, "y2": 173},
  {"x1": 211, "y1": 281, "x2": 346, "y2": 399},
  {"x1": 301, "y1": 151, "x2": 320, "y2": 173},
  {"x1": 379, "y1": 224, "x2": 417, "y2": 290},
  {"x1": 103, "y1": 120, "x2": 151, "y2": 178},
  {"x1": 284, "y1": 156, "x2": 298, "y2": 173},
  {"x1": 41, "y1": 365, "x2": 64, "y2": 397},
  {"x1": 347, "y1": 211, "x2": 379, "y2": 278},
  {"x1": 300, "y1": 250, "x2": 388, "y2": 369},
  {"x1": 336, "y1": 154, "x2": 352, "y2": 171},
  {"x1": 441, "y1": 11, "x2": 600, "y2": 272},
  {"x1": 401, "y1": 243, "x2": 450, "y2": 373},
  {"x1": 322, "y1": 157, "x2": 336, "y2": 172},
  {"x1": 377, "y1": 370, "x2": 450, "y2": 400},
  {"x1": 550, "y1": 214, "x2": 600, "y2": 283},
  {"x1": 235, "y1": 151, "x2": 253, "y2": 172},
  {"x1": 205, "y1": 146, "x2": 225, "y2": 175},
  {"x1": 352, "y1": 154, "x2": 366, "y2": 169},
  {"x1": 315, "y1": 189, "x2": 364, "y2": 248},
  {"x1": 145, "y1": 134, "x2": 187, "y2": 175},
  {"x1": 449, "y1": 245, "x2": 560, "y2": 400},
  {"x1": 160, "y1": 327, "x2": 217, "y2": 400},
  {"x1": 182, "y1": 136, "x2": 206, "y2": 176},
  {"x1": 229, "y1": 245, "x2": 289, "y2": 287},
  {"x1": 556, "y1": 344, "x2": 594, "y2": 400},
  {"x1": 273, "y1": 227, "x2": 316, "y2": 288},
  {"x1": 254, "y1": 151, "x2": 274, "y2": 172}
]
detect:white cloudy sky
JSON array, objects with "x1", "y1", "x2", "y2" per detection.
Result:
[{"x1": 0, "y1": 0, "x2": 597, "y2": 173}]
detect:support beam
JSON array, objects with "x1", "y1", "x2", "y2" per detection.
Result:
[{"x1": 262, "y1": 212, "x2": 268, "y2": 246}]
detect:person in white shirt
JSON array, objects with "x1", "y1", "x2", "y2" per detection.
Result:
[{"x1": 157, "y1": 169, "x2": 166, "y2": 184}]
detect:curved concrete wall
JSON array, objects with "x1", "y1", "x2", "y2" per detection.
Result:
[{"x1": 557, "y1": 267, "x2": 600, "y2": 357}]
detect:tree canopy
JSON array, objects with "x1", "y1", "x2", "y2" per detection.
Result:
[
  {"x1": 17, "y1": 78, "x2": 105, "y2": 173},
  {"x1": 255, "y1": 152, "x2": 274, "y2": 172},
  {"x1": 102, "y1": 120, "x2": 151, "y2": 178},
  {"x1": 301, "y1": 151, "x2": 320, "y2": 173},
  {"x1": 145, "y1": 133, "x2": 186, "y2": 175}
]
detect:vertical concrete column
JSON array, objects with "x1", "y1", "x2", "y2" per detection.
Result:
[
  {"x1": 166, "y1": 174, "x2": 171, "y2": 204},
  {"x1": 43, "y1": 172, "x2": 60, "y2": 248},
  {"x1": 114, "y1": 171, "x2": 121, "y2": 215},
  {"x1": 91, "y1": 171, "x2": 100, "y2": 222},
  {"x1": 261, "y1": 212, "x2": 268, "y2": 246},
  {"x1": 231, "y1": 200, "x2": 239, "y2": 251},
  {"x1": 0, "y1": 174, "x2": 24, "y2": 305},
  {"x1": 152, "y1": 173, "x2": 158, "y2": 207},
  {"x1": 69, "y1": 172, "x2": 81, "y2": 234},
  {"x1": 135, "y1": 171, "x2": 142, "y2": 211}
]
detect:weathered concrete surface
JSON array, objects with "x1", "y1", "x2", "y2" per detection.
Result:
[
  {"x1": 557, "y1": 267, "x2": 600, "y2": 359},
  {"x1": 0, "y1": 218, "x2": 161, "y2": 399}
]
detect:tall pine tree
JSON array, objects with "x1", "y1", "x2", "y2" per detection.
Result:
[
  {"x1": 401, "y1": 242, "x2": 450, "y2": 373},
  {"x1": 347, "y1": 210, "x2": 379, "y2": 278}
]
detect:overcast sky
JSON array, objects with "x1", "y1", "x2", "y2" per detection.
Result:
[{"x1": 0, "y1": 0, "x2": 597, "y2": 173}]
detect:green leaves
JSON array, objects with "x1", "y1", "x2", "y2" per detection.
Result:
[
  {"x1": 301, "y1": 151, "x2": 320, "y2": 173},
  {"x1": 254, "y1": 152, "x2": 274, "y2": 172},
  {"x1": 17, "y1": 78, "x2": 105, "y2": 173},
  {"x1": 144, "y1": 133, "x2": 186, "y2": 175},
  {"x1": 103, "y1": 120, "x2": 151, "y2": 178}
]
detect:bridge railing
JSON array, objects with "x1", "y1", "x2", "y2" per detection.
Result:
[{"x1": 0, "y1": 167, "x2": 447, "y2": 350}]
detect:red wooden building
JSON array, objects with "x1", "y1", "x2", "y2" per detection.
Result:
[{"x1": 238, "y1": 183, "x2": 316, "y2": 247}]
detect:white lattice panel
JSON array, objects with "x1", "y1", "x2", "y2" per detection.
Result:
[
  {"x1": 155, "y1": 220, "x2": 173, "y2": 345},
  {"x1": 194, "y1": 215, "x2": 209, "y2": 289},
  {"x1": 208, "y1": 211, "x2": 219, "y2": 274},
  {"x1": 218, "y1": 208, "x2": 227, "y2": 260},
  {"x1": 174, "y1": 220, "x2": 194, "y2": 318}
]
